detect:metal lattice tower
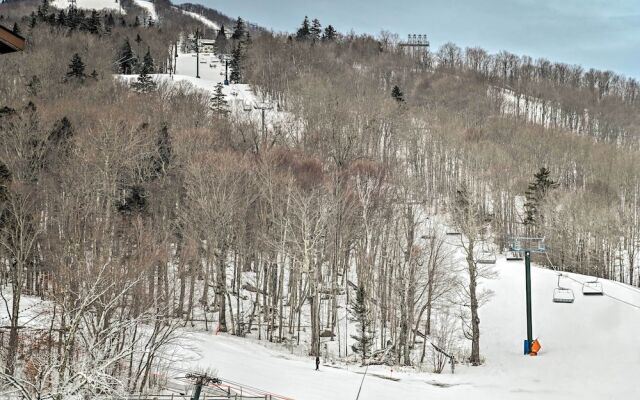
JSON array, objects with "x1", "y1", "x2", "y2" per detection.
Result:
[{"x1": 399, "y1": 33, "x2": 430, "y2": 61}]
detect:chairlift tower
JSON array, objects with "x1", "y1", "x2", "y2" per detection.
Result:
[
  {"x1": 254, "y1": 101, "x2": 273, "y2": 143},
  {"x1": 398, "y1": 34, "x2": 430, "y2": 62},
  {"x1": 194, "y1": 28, "x2": 201, "y2": 79},
  {"x1": 509, "y1": 237, "x2": 546, "y2": 354}
]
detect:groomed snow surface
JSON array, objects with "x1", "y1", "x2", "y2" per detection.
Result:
[
  {"x1": 172, "y1": 260, "x2": 640, "y2": 400},
  {"x1": 181, "y1": 10, "x2": 219, "y2": 30},
  {"x1": 51, "y1": 0, "x2": 123, "y2": 12},
  {"x1": 132, "y1": 0, "x2": 157, "y2": 21}
]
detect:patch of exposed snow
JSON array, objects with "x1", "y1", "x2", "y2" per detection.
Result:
[
  {"x1": 181, "y1": 10, "x2": 219, "y2": 30},
  {"x1": 132, "y1": 0, "x2": 157, "y2": 21},
  {"x1": 51, "y1": 0, "x2": 123, "y2": 12}
]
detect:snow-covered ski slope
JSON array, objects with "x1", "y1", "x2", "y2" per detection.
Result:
[
  {"x1": 174, "y1": 259, "x2": 640, "y2": 400},
  {"x1": 51, "y1": 0, "x2": 123, "y2": 12},
  {"x1": 132, "y1": 0, "x2": 157, "y2": 20},
  {"x1": 50, "y1": 0, "x2": 156, "y2": 19},
  {"x1": 181, "y1": 9, "x2": 219, "y2": 30}
]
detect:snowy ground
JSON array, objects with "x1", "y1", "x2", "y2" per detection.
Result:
[
  {"x1": 132, "y1": 0, "x2": 157, "y2": 20},
  {"x1": 181, "y1": 9, "x2": 219, "y2": 30},
  {"x1": 51, "y1": 0, "x2": 123, "y2": 12},
  {"x1": 119, "y1": 48, "x2": 297, "y2": 135},
  {"x1": 169, "y1": 259, "x2": 640, "y2": 400}
]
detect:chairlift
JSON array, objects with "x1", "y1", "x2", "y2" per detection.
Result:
[
  {"x1": 553, "y1": 288, "x2": 575, "y2": 303},
  {"x1": 506, "y1": 251, "x2": 523, "y2": 261},
  {"x1": 446, "y1": 231, "x2": 461, "y2": 236},
  {"x1": 242, "y1": 101, "x2": 253, "y2": 111},
  {"x1": 477, "y1": 250, "x2": 496, "y2": 264},
  {"x1": 553, "y1": 274, "x2": 574, "y2": 303},
  {"x1": 582, "y1": 280, "x2": 604, "y2": 296}
]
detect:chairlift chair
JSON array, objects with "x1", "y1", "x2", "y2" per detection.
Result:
[
  {"x1": 506, "y1": 251, "x2": 524, "y2": 261},
  {"x1": 553, "y1": 274, "x2": 575, "y2": 303},
  {"x1": 553, "y1": 288, "x2": 575, "y2": 303},
  {"x1": 477, "y1": 250, "x2": 496, "y2": 264},
  {"x1": 582, "y1": 280, "x2": 604, "y2": 296}
]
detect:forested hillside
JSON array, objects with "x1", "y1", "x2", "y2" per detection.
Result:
[{"x1": 1, "y1": 0, "x2": 639, "y2": 398}]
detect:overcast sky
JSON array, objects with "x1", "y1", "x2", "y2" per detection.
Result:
[{"x1": 178, "y1": 0, "x2": 640, "y2": 78}]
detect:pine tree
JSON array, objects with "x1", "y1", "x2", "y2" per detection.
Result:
[
  {"x1": 391, "y1": 85, "x2": 405, "y2": 102},
  {"x1": 26, "y1": 75, "x2": 41, "y2": 96},
  {"x1": 132, "y1": 48, "x2": 156, "y2": 93},
  {"x1": 104, "y1": 13, "x2": 115, "y2": 28},
  {"x1": 118, "y1": 185, "x2": 147, "y2": 215},
  {"x1": 231, "y1": 17, "x2": 246, "y2": 40},
  {"x1": 133, "y1": 15, "x2": 140, "y2": 27},
  {"x1": 229, "y1": 43, "x2": 243, "y2": 83},
  {"x1": 322, "y1": 25, "x2": 337, "y2": 41},
  {"x1": 147, "y1": 17, "x2": 154, "y2": 27},
  {"x1": 215, "y1": 25, "x2": 229, "y2": 54},
  {"x1": 350, "y1": 285, "x2": 374, "y2": 365},
  {"x1": 310, "y1": 18, "x2": 322, "y2": 42},
  {"x1": 29, "y1": 11, "x2": 37, "y2": 28},
  {"x1": 153, "y1": 124, "x2": 172, "y2": 176},
  {"x1": 37, "y1": 0, "x2": 49, "y2": 20},
  {"x1": 48, "y1": 116, "x2": 74, "y2": 147},
  {"x1": 524, "y1": 167, "x2": 558, "y2": 230},
  {"x1": 210, "y1": 82, "x2": 229, "y2": 116},
  {"x1": 85, "y1": 10, "x2": 101, "y2": 34},
  {"x1": 12, "y1": 22, "x2": 20, "y2": 35},
  {"x1": 65, "y1": 53, "x2": 86, "y2": 81},
  {"x1": 118, "y1": 38, "x2": 135, "y2": 74},
  {"x1": 55, "y1": 9, "x2": 66, "y2": 27},
  {"x1": 296, "y1": 16, "x2": 310, "y2": 40}
]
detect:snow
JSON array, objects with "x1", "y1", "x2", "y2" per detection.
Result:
[
  {"x1": 181, "y1": 10, "x2": 219, "y2": 30},
  {"x1": 132, "y1": 0, "x2": 157, "y2": 21},
  {"x1": 169, "y1": 259, "x2": 640, "y2": 400},
  {"x1": 51, "y1": 0, "x2": 123, "y2": 12}
]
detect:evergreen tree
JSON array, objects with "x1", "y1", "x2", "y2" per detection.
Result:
[
  {"x1": 391, "y1": 85, "x2": 405, "y2": 102},
  {"x1": 104, "y1": 12, "x2": 115, "y2": 28},
  {"x1": 133, "y1": 15, "x2": 140, "y2": 27},
  {"x1": 118, "y1": 38, "x2": 135, "y2": 74},
  {"x1": 12, "y1": 22, "x2": 20, "y2": 35},
  {"x1": 229, "y1": 43, "x2": 243, "y2": 83},
  {"x1": 85, "y1": 10, "x2": 101, "y2": 34},
  {"x1": 524, "y1": 167, "x2": 558, "y2": 230},
  {"x1": 350, "y1": 285, "x2": 374, "y2": 365},
  {"x1": 147, "y1": 17, "x2": 154, "y2": 27},
  {"x1": 153, "y1": 124, "x2": 172, "y2": 176},
  {"x1": 296, "y1": 16, "x2": 310, "y2": 40},
  {"x1": 310, "y1": 18, "x2": 322, "y2": 42},
  {"x1": 118, "y1": 185, "x2": 147, "y2": 215},
  {"x1": 231, "y1": 17, "x2": 246, "y2": 40},
  {"x1": 132, "y1": 48, "x2": 156, "y2": 93},
  {"x1": 37, "y1": 0, "x2": 49, "y2": 20},
  {"x1": 210, "y1": 82, "x2": 229, "y2": 116},
  {"x1": 215, "y1": 25, "x2": 229, "y2": 54},
  {"x1": 65, "y1": 53, "x2": 86, "y2": 81},
  {"x1": 55, "y1": 9, "x2": 66, "y2": 27},
  {"x1": 322, "y1": 25, "x2": 337, "y2": 41},
  {"x1": 48, "y1": 116, "x2": 74, "y2": 147},
  {"x1": 29, "y1": 11, "x2": 37, "y2": 28},
  {"x1": 26, "y1": 75, "x2": 41, "y2": 96}
]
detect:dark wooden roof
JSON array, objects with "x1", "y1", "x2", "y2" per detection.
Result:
[{"x1": 0, "y1": 24, "x2": 26, "y2": 54}]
